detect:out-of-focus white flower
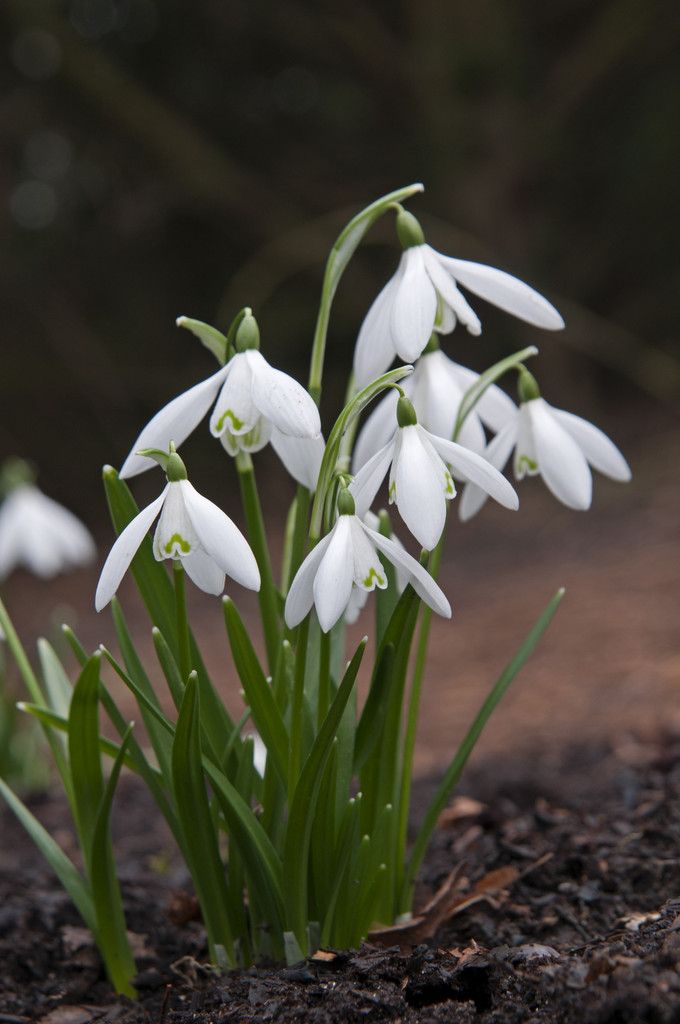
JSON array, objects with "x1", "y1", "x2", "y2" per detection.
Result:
[
  {"x1": 353, "y1": 347, "x2": 516, "y2": 470},
  {"x1": 96, "y1": 451, "x2": 260, "y2": 611},
  {"x1": 350, "y1": 398, "x2": 518, "y2": 550},
  {"x1": 459, "y1": 389, "x2": 631, "y2": 520},
  {"x1": 248, "y1": 732, "x2": 267, "y2": 778},
  {"x1": 120, "y1": 336, "x2": 321, "y2": 484},
  {"x1": 353, "y1": 209, "x2": 564, "y2": 389},
  {"x1": 285, "y1": 494, "x2": 450, "y2": 633},
  {"x1": 0, "y1": 482, "x2": 95, "y2": 581}
]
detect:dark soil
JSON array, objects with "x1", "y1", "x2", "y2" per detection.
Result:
[{"x1": 2, "y1": 731, "x2": 680, "y2": 1023}]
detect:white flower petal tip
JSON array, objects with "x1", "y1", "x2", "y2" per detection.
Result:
[
  {"x1": 0, "y1": 484, "x2": 96, "y2": 584},
  {"x1": 284, "y1": 513, "x2": 450, "y2": 632},
  {"x1": 95, "y1": 479, "x2": 260, "y2": 612}
]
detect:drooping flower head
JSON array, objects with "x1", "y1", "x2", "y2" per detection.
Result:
[
  {"x1": 285, "y1": 488, "x2": 450, "y2": 633},
  {"x1": 120, "y1": 313, "x2": 324, "y2": 489},
  {"x1": 96, "y1": 444, "x2": 260, "y2": 611},
  {"x1": 353, "y1": 206, "x2": 564, "y2": 389},
  {"x1": 459, "y1": 368, "x2": 632, "y2": 519}
]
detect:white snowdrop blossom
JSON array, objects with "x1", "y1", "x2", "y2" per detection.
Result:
[
  {"x1": 353, "y1": 347, "x2": 516, "y2": 470},
  {"x1": 120, "y1": 348, "x2": 321, "y2": 486},
  {"x1": 0, "y1": 484, "x2": 95, "y2": 581},
  {"x1": 353, "y1": 213, "x2": 564, "y2": 389},
  {"x1": 459, "y1": 397, "x2": 632, "y2": 520},
  {"x1": 285, "y1": 506, "x2": 451, "y2": 633},
  {"x1": 95, "y1": 470, "x2": 260, "y2": 611},
  {"x1": 350, "y1": 399, "x2": 519, "y2": 551}
]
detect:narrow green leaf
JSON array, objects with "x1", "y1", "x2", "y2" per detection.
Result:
[
  {"x1": 68, "y1": 654, "x2": 105, "y2": 865},
  {"x1": 0, "y1": 777, "x2": 95, "y2": 932},
  {"x1": 37, "y1": 639, "x2": 72, "y2": 719},
  {"x1": 151, "y1": 626, "x2": 185, "y2": 711},
  {"x1": 19, "y1": 703, "x2": 138, "y2": 772},
  {"x1": 403, "y1": 588, "x2": 565, "y2": 904},
  {"x1": 90, "y1": 726, "x2": 137, "y2": 997}
]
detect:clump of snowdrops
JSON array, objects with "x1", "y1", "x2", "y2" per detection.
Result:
[{"x1": 0, "y1": 184, "x2": 631, "y2": 996}]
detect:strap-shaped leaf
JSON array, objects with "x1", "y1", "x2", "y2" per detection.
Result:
[
  {"x1": 68, "y1": 654, "x2": 104, "y2": 867},
  {"x1": 37, "y1": 639, "x2": 72, "y2": 719},
  {"x1": 151, "y1": 626, "x2": 185, "y2": 711},
  {"x1": 223, "y1": 599, "x2": 289, "y2": 787},
  {"x1": 0, "y1": 777, "x2": 95, "y2": 932},
  {"x1": 20, "y1": 703, "x2": 140, "y2": 774}
]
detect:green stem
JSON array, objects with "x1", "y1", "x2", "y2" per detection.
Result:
[
  {"x1": 285, "y1": 485, "x2": 311, "y2": 593},
  {"x1": 288, "y1": 617, "x2": 309, "y2": 800},
  {"x1": 317, "y1": 630, "x2": 331, "y2": 730},
  {"x1": 173, "y1": 562, "x2": 191, "y2": 683},
  {"x1": 236, "y1": 451, "x2": 281, "y2": 673}
]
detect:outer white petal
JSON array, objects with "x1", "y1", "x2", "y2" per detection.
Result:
[
  {"x1": 271, "y1": 428, "x2": 325, "y2": 490},
  {"x1": 459, "y1": 419, "x2": 518, "y2": 522},
  {"x1": 448, "y1": 361, "x2": 517, "y2": 434},
  {"x1": 180, "y1": 480, "x2": 260, "y2": 590},
  {"x1": 210, "y1": 354, "x2": 258, "y2": 438},
  {"x1": 284, "y1": 532, "x2": 333, "y2": 628},
  {"x1": 313, "y1": 516, "x2": 355, "y2": 632},
  {"x1": 181, "y1": 548, "x2": 226, "y2": 595},
  {"x1": 349, "y1": 437, "x2": 396, "y2": 518},
  {"x1": 26, "y1": 491, "x2": 96, "y2": 571},
  {"x1": 422, "y1": 247, "x2": 481, "y2": 336},
  {"x1": 352, "y1": 388, "x2": 399, "y2": 472},
  {"x1": 247, "y1": 350, "x2": 321, "y2": 438},
  {"x1": 392, "y1": 426, "x2": 448, "y2": 550},
  {"x1": 425, "y1": 427, "x2": 519, "y2": 511},
  {"x1": 363, "y1": 524, "x2": 451, "y2": 619},
  {"x1": 120, "y1": 365, "x2": 229, "y2": 479},
  {"x1": 390, "y1": 247, "x2": 438, "y2": 363},
  {"x1": 551, "y1": 409, "x2": 631, "y2": 482},
  {"x1": 95, "y1": 487, "x2": 168, "y2": 611},
  {"x1": 353, "y1": 266, "x2": 403, "y2": 390},
  {"x1": 527, "y1": 399, "x2": 592, "y2": 510},
  {"x1": 435, "y1": 252, "x2": 565, "y2": 330}
]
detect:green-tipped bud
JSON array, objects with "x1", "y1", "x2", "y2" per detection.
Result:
[
  {"x1": 136, "y1": 441, "x2": 188, "y2": 480},
  {"x1": 337, "y1": 487, "x2": 356, "y2": 517},
  {"x1": 395, "y1": 208, "x2": 425, "y2": 249},
  {"x1": 396, "y1": 395, "x2": 418, "y2": 427},
  {"x1": 234, "y1": 312, "x2": 260, "y2": 352},
  {"x1": 517, "y1": 367, "x2": 541, "y2": 404}
]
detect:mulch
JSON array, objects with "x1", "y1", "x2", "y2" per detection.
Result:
[{"x1": 2, "y1": 730, "x2": 680, "y2": 1023}]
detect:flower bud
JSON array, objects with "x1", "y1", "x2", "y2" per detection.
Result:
[
  {"x1": 396, "y1": 395, "x2": 418, "y2": 427},
  {"x1": 395, "y1": 208, "x2": 425, "y2": 249},
  {"x1": 234, "y1": 312, "x2": 260, "y2": 352},
  {"x1": 337, "y1": 487, "x2": 356, "y2": 517}
]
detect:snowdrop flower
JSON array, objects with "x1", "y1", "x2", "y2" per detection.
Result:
[
  {"x1": 459, "y1": 370, "x2": 632, "y2": 520},
  {"x1": 353, "y1": 342, "x2": 516, "y2": 470},
  {"x1": 350, "y1": 397, "x2": 519, "y2": 550},
  {"x1": 343, "y1": 511, "x2": 409, "y2": 624},
  {"x1": 285, "y1": 489, "x2": 450, "y2": 633},
  {"x1": 353, "y1": 208, "x2": 564, "y2": 389},
  {"x1": 96, "y1": 446, "x2": 260, "y2": 611},
  {"x1": 0, "y1": 460, "x2": 95, "y2": 581},
  {"x1": 120, "y1": 313, "x2": 321, "y2": 487}
]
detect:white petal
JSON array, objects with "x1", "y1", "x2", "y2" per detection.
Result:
[
  {"x1": 422, "y1": 247, "x2": 481, "y2": 336},
  {"x1": 459, "y1": 420, "x2": 517, "y2": 522},
  {"x1": 0, "y1": 494, "x2": 23, "y2": 579},
  {"x1": 363, "y1": 524, "x2": 451, "y2": 619},
  {"x1": 236, "y1": 416, "x2": 273, "y2": 454},
  {"x1": 210, "y1": 354, "x2": 258, "y2": 438},
  {"x1": 348, "y1": 516, "x2": 387, "y2": 591},
  {"x1": 353, "y1": 266, "x2": 402, "y2": 390},
  {"x1": 551, "y1": 409, "x2": 631, "y2": 482},
  {"x1": 120, "y1": 365, "x2": 229, "y2": 479},
  {"x1": 270, "y1": 428, "x2": 325, "y2": 490},
  {"x1": 0, "y1": 487, "x2": 95, "y2": 580},
  {"x1": 435, "y1": 252, "x2": 565, "y2": 330},
  {"x1": 95, "y1": 488, "x2": 168, "y2": 611},
  {"x1": 349, "y1": 437, "x2": 396, "y2": 518},
  {"x1": 313, "y1": 516, "x2": 355, "y2": 633},
  {"x1": 448, "y1": 360, "x2": 517, "y2": 434},
  {"x1": 527, "y1": 399, "x2": 592, "y2": 509},
  {"x1": 181, "y1": 548, "x2": 226, "y2": 595},
  {"x1": 180, "y1": 480, "x2": 260, "y2": 590},
  {"x1": 412, "y1": 351, "x2": 487, "y2": 451},
  {"x1": 284, "y1": 532, "x2": 333, "y2": 628},
  {"x1": 436, "y1": 298, "x2": 456, "y2": 334},
  {"x1": 389, "y1": 247, "x2": 437, "y2": 363},
  {"x1": 391, "y1": 426, "x2": 448, "y2": 550},
  {"x1": 247, "y1": 350, "x2": 321, "y2": 438},
  {"x1": 425, "y1": 427, "x2": 519, "y2": 511},
  {"x1": 153, "y1": 481, "x2": 199, "y2": 559},
  {"x1": 352, "y1": 388, "x2": 399, "y2": 472}
]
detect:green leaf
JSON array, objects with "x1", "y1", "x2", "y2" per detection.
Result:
[
  {"x1": 403, "y1": 588, "x2": 565, "y2": 904},
  {"x1": 37, "y1": 639, "x2": 72, "y2": 719},
  {"x1": 282, "y1": 638, "x2": 366, "y2": 951},
  {"x1": 151, "y1": 626, "x2": 185, "y2": 711},
  {"x1": 0, "y1": 777, "x2": 96, "y2": 932},
  {"x1": 310, "y1": 365, "x2": 414, "y2": 540},
  {"x1": 68, "y1": 654, "x2": 104, "y2": 865},
  {"x1": 223, "y1": 598, "x2": 289, "y2": 787},
  {"x1": 19, "y1": 703, "x2": 140, "y2": 773},
  {"x1": 453, "y1": 345, "x2": 538, "y2": 441},
  {"x1": 90, "y1": 726, "x2": 137, "y2": 997},
  {"x1": 172, "y1": 676, "x2": 236, "y2": 964}
]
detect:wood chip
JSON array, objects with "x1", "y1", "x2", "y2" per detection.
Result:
[{"x1": 437, "y1": 797, "x2": 486, "y2": 826}]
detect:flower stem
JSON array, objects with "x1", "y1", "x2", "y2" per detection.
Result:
[
  {"x1": 173, "y1": 561, "x2": 191, "y2": 683},
  {"x1": 288, "y1": 616, "x2": 309, "y2": 800},
  {"x1": 317, "y1": 629, "x2": 331, "y2": 730},
  {"x1": 236, "y1": 451, "x2": 281, "y2": 674}
]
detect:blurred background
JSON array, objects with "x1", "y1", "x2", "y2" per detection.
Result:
[{"x1": 1, "y1": 0, "x2": 678, "y2": 767}]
